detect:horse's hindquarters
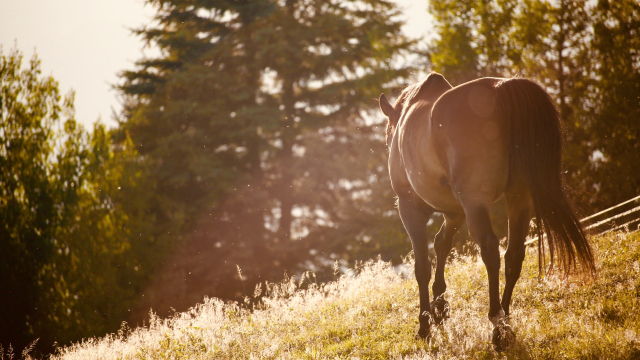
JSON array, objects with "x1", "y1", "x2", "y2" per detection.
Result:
[{"x1": 430, "y1": 78, "x2": 510, "y2": 206}]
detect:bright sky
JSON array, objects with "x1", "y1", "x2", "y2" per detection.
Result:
[{"x1": 0, "y1": 0, "x2": 432, "y2": 130}]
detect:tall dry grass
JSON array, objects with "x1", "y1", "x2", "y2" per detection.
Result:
[{"x1": 36, "y1": 231, "x2": 640, "y2": 359}]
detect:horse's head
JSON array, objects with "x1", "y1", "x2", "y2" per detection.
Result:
[{"x1": 379, "y1": 72, "x2": 452, "y2": 148}]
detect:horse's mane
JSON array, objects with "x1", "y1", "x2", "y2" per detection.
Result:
[{"x1": 398, "y1": 76, "x2": 432, "y2": 110}]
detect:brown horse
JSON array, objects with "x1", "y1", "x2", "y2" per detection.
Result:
[{"x1": 378, "y1": 73, "x2": 595, "y2": 351}]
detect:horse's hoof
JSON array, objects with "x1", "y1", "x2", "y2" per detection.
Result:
[
  {"x1": 492, "y1": 321, "x2": 515, "y2": 353},
  {"x1": 415, "y1": 328, "x2": 430, "y2": 341},
  {"x1": 415, "y1": 311, "x2": 433, "y2": 340},
  {"x1": 430, "y1": 297, "x2": 450, "y2": 325}
]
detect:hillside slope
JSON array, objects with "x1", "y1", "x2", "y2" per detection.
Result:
[{"x1": 52, "y1": 231, "x2": 640, "y2": 359}]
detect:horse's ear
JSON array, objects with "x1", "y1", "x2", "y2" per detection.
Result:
[{"x1": 379, "y1": 94, "x2": 395, "y2": 117}]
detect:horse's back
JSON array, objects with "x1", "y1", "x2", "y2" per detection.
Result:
[{"x1": 431, "y1": 78, "x2": 510, "y2": 204}]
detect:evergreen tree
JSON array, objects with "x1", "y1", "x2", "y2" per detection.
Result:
[
  {"x1": 585, "y1": 0, "x2": 640, "y2": 205},
  {"x1": 427, "y1": 0, "x2": 518, "y2": 85},
  {"x1": 118, "y1": 0, "x2": 415, "y2": 312}
]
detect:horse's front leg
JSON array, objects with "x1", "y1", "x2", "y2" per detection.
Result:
[
  {"x1": 397, "y1": 192, "x2": 435, "y2": 339},
  {"x1": 431, "y1": 213, "x2": 465, "y2": 324}
]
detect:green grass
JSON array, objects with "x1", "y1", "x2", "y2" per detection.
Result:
[{"x1": 51, "y1": 231, "x2": 640, "y2": 359}]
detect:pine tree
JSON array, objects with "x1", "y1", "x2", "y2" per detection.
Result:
[
  {"x1": 427, "y1": 0, "x2": 518, "y2": 85},
  {"x1": 585, "y1": 0, "x2": 640, "y2": 205},
  {"x1": 118, "y1": 0, "x2": 416, "y2": 313}
]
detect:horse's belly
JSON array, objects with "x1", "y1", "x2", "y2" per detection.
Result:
[
  {"x1": 395, "y1": 101, "x2": 462, "y2": 213},
  {"x1": 406, "y1": 169, "x2": 461, "y2": 213}
]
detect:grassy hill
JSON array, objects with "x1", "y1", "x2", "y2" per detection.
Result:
[{"x1": 48, "y1": 231, "x2": 640, "y2": 359}]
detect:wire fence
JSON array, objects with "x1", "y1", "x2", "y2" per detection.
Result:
[{"x1": 525, "y1": 194, "x2": 640, "y2": 246}]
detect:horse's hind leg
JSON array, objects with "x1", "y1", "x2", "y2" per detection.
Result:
[
  {"x1": 397, "y1": 192, "x2": 435, "y2": 339},
  {"x1": 463, "y1": 203, "x2": 503, "y2": 323},
  {"x1": 462, "y1": 201, "x2": 515, "y2": 351},
  {"x1": 501, "y1": 185, "x2": 533, "y2": 317},
  {"x1": 431, "y1": 213, "x2": 465, "y2": 324}
]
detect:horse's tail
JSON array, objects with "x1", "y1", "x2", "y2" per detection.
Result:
[{"x1": 495, "y1": 77, "x2": 596, "y2": 276}]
